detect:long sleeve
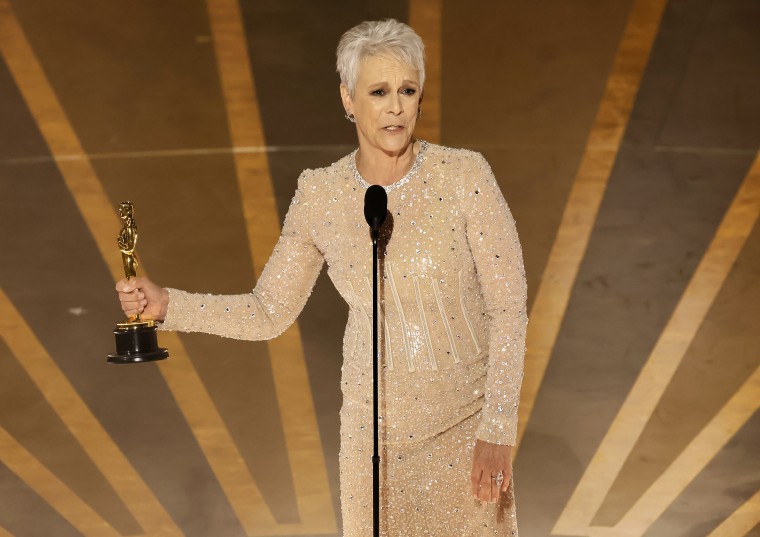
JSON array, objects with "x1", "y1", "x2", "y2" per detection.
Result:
[
  {"x1": 160, "y1": 171, "x2": 324, "y2": 341},
  {"x1": 461, "y1": 152, "x2": 528, "y2": 445}
]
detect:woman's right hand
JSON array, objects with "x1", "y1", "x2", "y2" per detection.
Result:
[{"x1": 115, "y1": 277, "x2": 170, "y2": 322}]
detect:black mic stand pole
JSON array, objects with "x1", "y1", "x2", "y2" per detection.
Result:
[
  {"x1": 371, "y1": 221, "x2": 380, "y2": 537},
  {"x1": 365, "y1": 184, "x2": 386, "y2": 537}
]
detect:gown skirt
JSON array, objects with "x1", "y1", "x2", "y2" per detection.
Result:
[{"x1": 339, "y1": 400, "x2": 518, "y2": 536}]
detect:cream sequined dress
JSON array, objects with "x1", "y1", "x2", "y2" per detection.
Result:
[{"x1": 161, "y1": 142, "x2": 527, "y2": 536}]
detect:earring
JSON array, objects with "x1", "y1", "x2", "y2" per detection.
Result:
[
  {"x1": 417, "y1": 107, "x2": 422, "y2": 119},
  {"x1": 345, "y1": 112, "x2": 356, "y2": 123}
]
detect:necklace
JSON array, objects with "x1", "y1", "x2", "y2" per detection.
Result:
[{"x1": 350, "y1": 140, "x2": 428, "y2": 193}]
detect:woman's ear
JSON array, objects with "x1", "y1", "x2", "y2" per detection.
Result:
[{"x1": 340, "y1": 84, "x2": 353, "y2": 114}]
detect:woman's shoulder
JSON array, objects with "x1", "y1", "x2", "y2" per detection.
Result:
[
  {"x1": 296, "y1": 151, "x2": 355, "y2": 189},
  {"x1": 421, "y1": 142, "x2": 489, "y2": 169},
  {"x1": 420, "y1": 142, "x2": 494, "y2": 190}
]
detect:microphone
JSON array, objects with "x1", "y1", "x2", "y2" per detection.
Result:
[{"x1": 364, "y1": 185, "x2": 387, "y2": 240}]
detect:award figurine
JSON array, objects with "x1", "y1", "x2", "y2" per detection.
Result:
[{"x1": 107, "y1": 202, "x2": 169, "y2": 364}]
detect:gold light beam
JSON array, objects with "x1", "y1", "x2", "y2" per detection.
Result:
[
  {"x1": 0, "y1": 0, "x2": 119, "y2": 278},
  {"x1": 0, "y1": 526, "x2": 13, "y2": 537},
  {"x1": 515, "y1": 0, "x2": 668, "y2": 457},
  {"x1": 0, "y1": 9, "x2": 186, "y2": 535},
  {"x1": 0, "y1": 425, "x2": 120, "y2": 537},
  {"x1": 555, "y1": 154, "x2": 760, "y2": 536},
  {"x1": 205, "y1": 0, "x2": 336, "y2": 534},
  {"x1": 706, "y1": 488, "x2": 760, "y2": 537},
  {"x1": 613, "y1": 363, "x2": 760, "y2": 535},
  {"x1": 0, "y1": 1, "x2": 282, "y2": 534},
  {"x1": 158, "y1": 341, "x2": 280, "y2": 534},
  {"x1": 0, "y1": 289, "x2": 179, "y2": 536},
  {"x1": 409, "y1": 0, "x2": 442, "y2": 144}
]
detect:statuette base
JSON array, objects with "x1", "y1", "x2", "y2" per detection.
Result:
[{"x1": 108, "y1": 321, "x2": 169, "y2": 364}]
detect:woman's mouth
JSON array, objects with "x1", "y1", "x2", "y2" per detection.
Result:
[{"x1": 383, "y1": 125, "x2": 404, "y2": 133}]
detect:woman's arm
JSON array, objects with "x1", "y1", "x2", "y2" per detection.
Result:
[
  {"x1": 461, "y1": 151, "x2": 528, "y2": 447},
  {"x1": 117, "y1": 171, "x2": 324, "y2": 341}
]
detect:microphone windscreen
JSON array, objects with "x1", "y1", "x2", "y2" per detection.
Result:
[{"x1": 364, "y1": 185, "x2": 388, "y2": 229}]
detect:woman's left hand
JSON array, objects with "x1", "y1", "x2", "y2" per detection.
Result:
[{"x1": 471, "y1": 440, "x2": 512, "y2": 505}]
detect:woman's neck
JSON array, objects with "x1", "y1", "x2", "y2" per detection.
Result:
[{"x1": 355, "y1": 140, "x2": 419, "y2": 186}]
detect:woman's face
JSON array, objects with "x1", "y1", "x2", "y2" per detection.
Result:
[{"x1": 341, "y1": 54, "x2": 421, "y2": 156}]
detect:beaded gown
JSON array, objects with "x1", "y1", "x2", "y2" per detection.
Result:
[{"x1": 160, "y1": 142, "x2": 527, "y2": 536}]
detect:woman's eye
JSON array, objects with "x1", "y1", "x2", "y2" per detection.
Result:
[
  {"x1": 371, "y1": 89, "x2": 385, "y2": 96},
  {"x1": 402, "y1": 88, "x2": 417, "y2": 95}
]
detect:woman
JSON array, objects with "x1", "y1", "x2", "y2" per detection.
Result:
[{"x1": 117, "y1": 19, "x2": 526, "y2": 536}]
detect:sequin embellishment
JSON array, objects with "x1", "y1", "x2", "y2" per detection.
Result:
[{"x1": 350, "y1": 140, "x2": 429, "y2": 192}]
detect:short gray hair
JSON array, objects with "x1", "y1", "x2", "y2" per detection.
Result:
[{"x1": 337, "y1": 19, "x2": 426, "y2": 96}]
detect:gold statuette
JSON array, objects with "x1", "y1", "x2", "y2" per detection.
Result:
[
  {"x1": 107, "y1": 202, "x2": 169, "y2": 364},
  {"x1": 118, "y1": 202, "x2": 140, "y2": 319}
]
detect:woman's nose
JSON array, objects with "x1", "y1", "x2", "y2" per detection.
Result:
[{"x1": 387, "y1": 94, "x2": 403, "y2": 114}]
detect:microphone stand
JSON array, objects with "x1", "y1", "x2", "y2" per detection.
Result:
[
  {"x1": 365, "y1": 184, "x2": 386, "y2": 537},
  {"x1": 371, "y1": 221, "x2": 380, "y2": 537}
]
